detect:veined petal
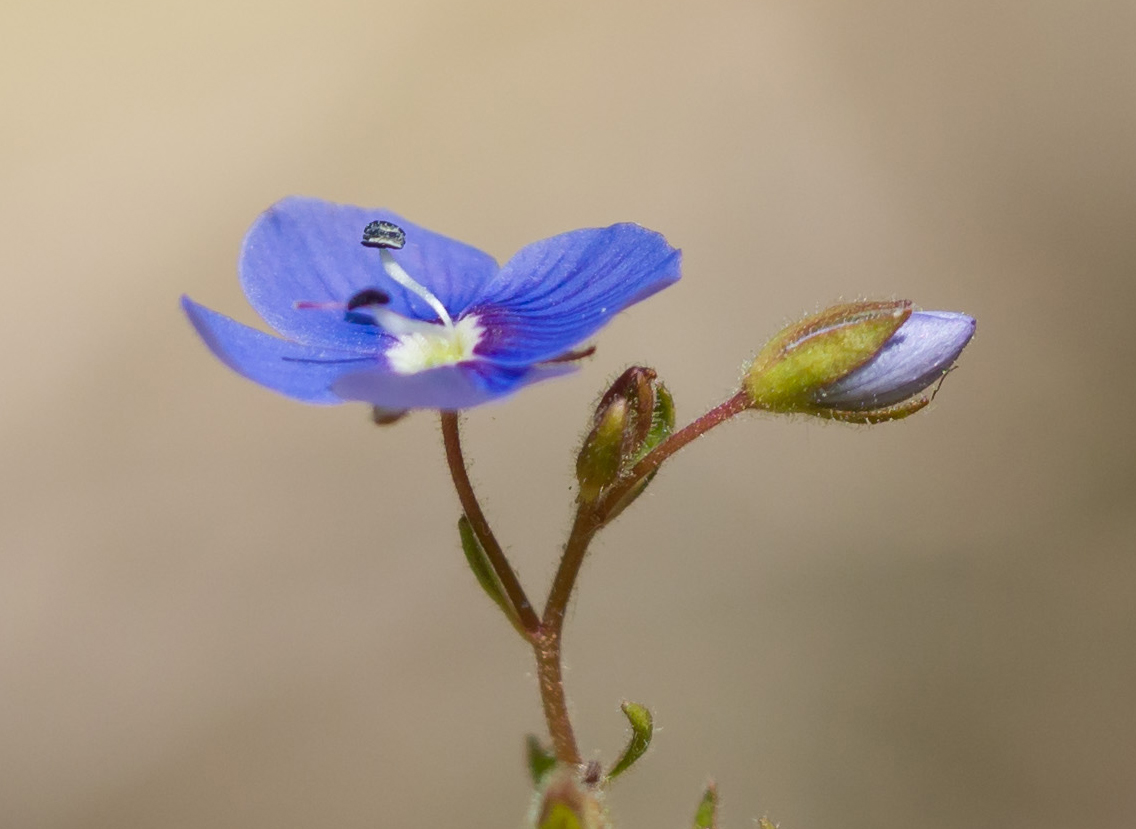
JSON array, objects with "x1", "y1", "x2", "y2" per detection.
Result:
[
  {"x1": 468, "y1": 224, "x2": 681, "y2": 365},
  {"x1": 182, "y1": 296, "x2": 380, "y2": 404},
  {"x1": 331, "y1": 360, "x2": 577, "y2": 410},
  {"x1": 814, "y1": 311, "x2": 976, "y2": 409},
  {"x1": 240, "y1": 196, "x2": 500, "y2": 349}
]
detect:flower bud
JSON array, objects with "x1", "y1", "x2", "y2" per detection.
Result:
[
  {"x1": 576, "y1": 367, "x2": 674, "y2": 505},
  {"x1": 743, "y1": 301, "x2": 975, "y2": 423},
  {"x1": 531, "y1": 766, "x2": 611, "y2": 829},
  {"x1": 811, "y1": 310, "x2": 975, "y2": 410}
]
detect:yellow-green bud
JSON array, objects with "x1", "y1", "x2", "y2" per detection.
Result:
[{"x1": 576, "y1": 367, "x2": 675, "y2": 506}]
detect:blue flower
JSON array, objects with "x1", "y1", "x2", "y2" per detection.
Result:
[
  {"x1": 811, "y1": 311, "x2": 976, "y2": 410},
  {"x1": 182, "y1": 197, "x2": 681, "y2": 410}
]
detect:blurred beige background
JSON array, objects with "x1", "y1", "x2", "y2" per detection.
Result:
[{"x1": 3, "y1": 1, "x2": 1135, "y2": 827}]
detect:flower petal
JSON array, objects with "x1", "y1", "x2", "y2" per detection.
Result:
[
  {"x1": 240, "y1": 196, "x2": 500, "y2": 348},
  {"x1": 330, "y1": 360, "x2": 577, "y2": 410},
  {"x1": 468, "y1": 224, "x2": 681, "y2": 365},
  {"x1": 814, "y1": 311, "x2": 976, "y2": 409},
  {"x1": 182, "y1": 296, "x2": 379, "y2": 404}
]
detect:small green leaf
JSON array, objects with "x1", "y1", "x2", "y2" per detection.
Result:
[
  {"x1": 458, "y1": 516, "x2": 515, "y2": 624},
  {"x1": 692, "y1": 783, "x2": 719, "y2": 829},
  {"x1": 526, "y1": 734, "x2": 558, "y2": 785},
  {"x1": 757, "y1": 819, "x2": 776, "y2": 829},
  {"x1": 606, "y1": 701, "x2": 654, "y2": 781}
]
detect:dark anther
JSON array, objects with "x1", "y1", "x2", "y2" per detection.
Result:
[
  {"x1": 346, "y1": 288, "x2": 391, "y2": 310},
  {"x1": 361, "y1": 220, "x2": 406, "y2": 249}
]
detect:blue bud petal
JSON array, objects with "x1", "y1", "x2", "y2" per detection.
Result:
[{"x1": 813, "y1": 311, "x2": 976, "y2": 410}]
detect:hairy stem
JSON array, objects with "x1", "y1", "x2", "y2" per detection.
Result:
[
  {"x1": 534, "y1": 627, "x2": 581, "y2": 765},
  {"x1": 440, "y1": 392, "x2": 751, "y2": 769},
  {"x1": 440, "y1": 411, "x2": 540, "y2": 636},
  {"x1": 535, "y1": 391, "x2": 750, "y2": 765},
  {"x1": 543, "y1": 508, "x2": 600, "y2": 635}
]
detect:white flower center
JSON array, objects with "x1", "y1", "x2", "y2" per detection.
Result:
[
  {"x1": 384, "y1": 313, "x2": 484, "y2": 374},
  {"x1": 361, "y1": 247, "x2": 484, "y2": 375}
]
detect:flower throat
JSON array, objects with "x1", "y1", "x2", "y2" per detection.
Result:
[{"x1": 296, "y1": 220, "x2": 483, "y2": 374}]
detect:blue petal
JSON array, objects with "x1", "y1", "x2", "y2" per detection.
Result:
[
  {"x1": 182, "y1": 296, "x2": 381, "y2": 404},
  {"x1": 815, "y1": 311, "x2": 976, "y2": 409},
  {"x1": 467, "y1": 224, "x2": 681, "y2": 365},
  {"x1": 331, "y1": 360, "x2": 577, "y2": 410},
  {"x1": 240, "y1": 196, "x2": 500, "y2": 349}
]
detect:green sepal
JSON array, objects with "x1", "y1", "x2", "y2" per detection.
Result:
[
  {"x1": 635, "y1": 382, "x2": 675, "y2": 463},
  {"x1": 744, "y1": 300, "x2": 911, "y2": 412},
  {"x1": 526, "y1": 734, "x2": 558, "y2": 785},
  {"x1": 692, "y1": 782, "x2": 719, "y2": 829},
  {"x1": 457, "y1": 516, "x2": 519, "y2": 630},
  {"x1": 576, "y1": 398, "x2": 630, "y2": 504},
  {"x1": 606, "y1": 701, "x2": 654, "y2": 781}
]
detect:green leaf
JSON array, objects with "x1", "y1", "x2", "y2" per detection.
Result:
[
  {"x1": 606, "y1": 701, "x2": 654, "y2": 781},
  {"x1": 692, "y1": 783, "x2": 719, "y2": 829},
  {"x1": 526, "y1": 734, "x2": 558, "y2": 785},
  {"x1": 458, "y1": 516, "x2": 515, "y2": 623}
]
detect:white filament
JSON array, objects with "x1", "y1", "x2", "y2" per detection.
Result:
[{"x1": 378, "y1": 249, "x2": 454, "y2": 328}]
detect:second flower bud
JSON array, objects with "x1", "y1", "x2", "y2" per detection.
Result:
[{"x1": 576, "y1": 367, "x2": 674, "y2": 507}]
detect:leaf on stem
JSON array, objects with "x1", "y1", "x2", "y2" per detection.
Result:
[
  {"x1": 606, "y1": 701, "x2": 654, "y2": 781},
  {"x1": 458, "y1": 515, "x2": 519, "y2": 628},
  {"x1": 526, "y1": 734, "x2": 558, "y2": 785}
]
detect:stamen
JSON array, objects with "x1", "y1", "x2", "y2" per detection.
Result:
[
  {"x1": 361, "y1": 220, "x2": 454, "y2": 329},
  {"x1": 362, "y1": 220, "x2": 406, "y2": 249}
]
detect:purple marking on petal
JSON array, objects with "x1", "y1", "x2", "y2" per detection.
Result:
[
  {"x1": 182, "y1": 296, "x2": 382, "y2": 404},
  {"x1": 468, "y1": 224, "x2": 681, "y2": 365},
  {"x1": 814, "y1": 311, "x2": 976, "y2": 410},
  {"x1": 239, "y1": 196, "x2": 499, "y2": 349},
  {"x1": 330, "y1": 360, "x2": 577, "y2": 410}
]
